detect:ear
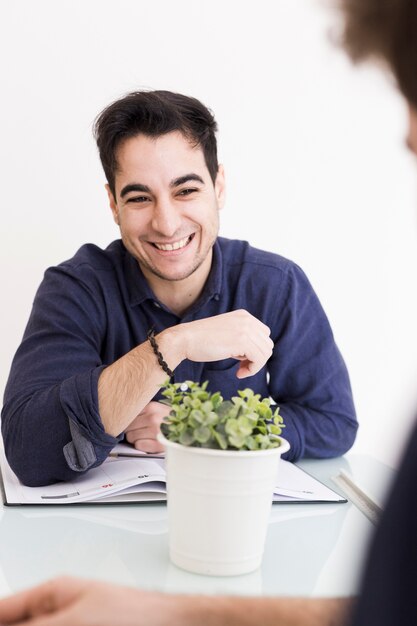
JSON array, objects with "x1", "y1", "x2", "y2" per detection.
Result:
[
  {"x1": 106, "y1": 184, "x2": 120, "y2": 225},
  {"x1": 407, "y1": 103, "x2": 417, "y2": 156},
  {"x1": 214, "y1": 164, "x2": 226, "y2": 210}
]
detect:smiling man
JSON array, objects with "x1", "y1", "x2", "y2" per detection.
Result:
[{"x1": 1, "y1": 90, "x2": 357, "y2": 486}]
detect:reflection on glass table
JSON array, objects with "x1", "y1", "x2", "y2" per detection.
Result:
[{"x1": 0, "y1": 454, "x2": 394, "y2": 599}]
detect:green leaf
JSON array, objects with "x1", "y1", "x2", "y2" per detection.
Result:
[
  {"x1": 190, "y1": 409, "x2": 204, "y2": 423},
  {"x1": 225, "y1": 418, "x2": 239, "y2": 437},
  {"x1": 268, "y1": 424, "x2": 282, "y2": 435},
  {"x1": 194, "y1": 426, "x2": 211, "y2": 444},
  {"x1": 212, "y1": 429, "x2": 228, "y2": 450},
  {"x1": 245, "y1": 436, "x2": 257, "y2": 450},
  {"x1": 227, "y1": 435, "x2": 246, "y2": 448},
  {"x1": 216, "y1": 400, "x2": 234, "y2": 419},
  {"x1": 179, "y1": 429, "x2": 195, "y2": 446},
  {"x1": 210, "y1": 392, "x2": 223, "y2": 408},
  {"x1": 236, "y1": 416, "x2": 253, "y2": 437}
]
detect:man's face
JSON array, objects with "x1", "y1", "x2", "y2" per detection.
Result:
[{"x1": 107, "y1": 131, "x2": 225, "y2": 285}]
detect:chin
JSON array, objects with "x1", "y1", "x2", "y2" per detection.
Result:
[{"x1": 151, "y1": 261, "x2": 203, "y2": 282}]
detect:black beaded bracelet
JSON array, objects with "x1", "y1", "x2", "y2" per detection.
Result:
[{"x1": 147, "y1": 328, "x2": 174, "y2": 378}]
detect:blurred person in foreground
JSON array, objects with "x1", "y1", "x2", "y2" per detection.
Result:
[{"x1": 0, "y1": 0, "x2": 416, "y2": 624}]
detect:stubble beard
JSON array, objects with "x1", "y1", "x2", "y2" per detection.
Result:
[
  {"x1": 138, "y1": 237, "x2": 216, "y2": 284},
  {"x1": 140, "y1": 255, "x2": 207, "y2": 282},
  {"x1": 130, "y1": 221, "x2": 219, "y2": 284}
]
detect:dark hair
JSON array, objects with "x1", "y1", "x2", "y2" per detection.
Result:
[
  {"x1": 339, "y1": 0, "x2": 417, "y2": 108},
  {"x1": 93, "y1": 90, "x2": 219, "y2": 195}
]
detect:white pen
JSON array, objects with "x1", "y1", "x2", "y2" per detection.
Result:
[{"x1": 332, "y1": 469, "x2": 382, "y2": 524}]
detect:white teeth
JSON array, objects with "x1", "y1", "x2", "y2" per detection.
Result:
[{"x1": 154, "y1": 236, "x2": 191, "y2": 251}]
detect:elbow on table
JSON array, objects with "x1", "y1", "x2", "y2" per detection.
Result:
[
  {"x1": 303, "y1": 415, "x2": 358, "y2": 460},
  {"x1": 2, "y1": 435, "x2": 76, "y2": 488},
  {"x1": 328, "y1": 416, "x2": 359, "y2": 458},
  {"x1": 5, "y1": 451, "x2": 57, "y2": 487}
]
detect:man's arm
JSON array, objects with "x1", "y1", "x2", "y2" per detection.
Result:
[
  {"x1": 1, "y1": 264, "x2": 117, "y2": 486},
  {"x1": 0, "y1": 576, "x2": 354, "y2": 626},
  {"x1": 98, "y1": 310, "x2": 274, "y2": 436},
  {"x1": 267, "y1": 264, "x2": 357, "y2": 461},
  {"x1": 2, "y1": 260, "x2": 273, "y2": 486}
]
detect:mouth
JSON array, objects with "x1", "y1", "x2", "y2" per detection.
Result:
[{"x1": 151, "y1": 234, "x2": 194, "y2": 251}]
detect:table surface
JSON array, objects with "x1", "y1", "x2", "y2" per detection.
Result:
[{"x1": 0, "y1": 453, "x2": 395, "y2": 599}]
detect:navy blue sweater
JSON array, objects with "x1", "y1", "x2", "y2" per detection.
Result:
[{"x1": 2, "y1": 238, "x2": 357, "y2": 486}]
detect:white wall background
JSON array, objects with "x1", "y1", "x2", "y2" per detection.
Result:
[{"x1": 1, "y1": 0, "x2": 417, "y2": 469}]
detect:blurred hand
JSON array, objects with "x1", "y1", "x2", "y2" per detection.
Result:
[
  {"x1": 0, "y1": 576, "x2": 352, "y2": 626},
  {"x1": 0, "y1": 576, "x2": 182, "y2": 626},
  {"x1": 124, "y1": 401, "x2": 169, "y2": 453}
]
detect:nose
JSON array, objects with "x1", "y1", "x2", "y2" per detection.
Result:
[{"x1": 151, "y1": 197, "x2": 182, "y2": 237}]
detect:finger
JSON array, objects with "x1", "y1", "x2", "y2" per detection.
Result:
[
  {"x1": 126, "y1": 411, "x2": 167, "y2": 433},
  {"x1": 125, "y1": 428, "x2": 162, "y2": 446},
  {"x1": 126, "y1": 423, "x2": 163, "y2": 437},
  {"x1": 125, "y1": 428, "x2": 142, "y2": 443},
  {"x1": 0, "y1": 577, "x2": 83, "y2": 623},
  {"x1": 9, "y1": 609, "x2": 74, "y2": 626},
  {"x1": 133, "y1": 439, "x2": 165, "y2": 453},
  {"x1": 0, "y1": 586, "x2": 38, "y2": 623},
  {"x1": 233, "y1": 334, "x2": 273, "y2": 378},
  {"x1": 235, "y1": 359, "x2": 257, "y2": 378}
]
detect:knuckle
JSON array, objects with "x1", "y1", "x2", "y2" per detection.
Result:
[
  {"x1": 125, "y1": 431, "x2": 135, "y2": 443},
  {"x1": 150, "y1": 413, "x2": 163, "y2": 426},
  {"x1": 51, "y1": 575, "x2": 73, "y2": 591}
]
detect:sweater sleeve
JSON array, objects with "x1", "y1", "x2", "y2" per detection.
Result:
[
  {"x1": 1, "y1": 264, "x2": 120, "y2": 487},
  {"x1": 268, "y1": 264, "x2": 358, "y2": 461}
]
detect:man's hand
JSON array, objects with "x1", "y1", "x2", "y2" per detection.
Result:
[
  {"x1": 0, "y1": 576, "x2": 353, "y2": 626},
  {"x1": 124, "y1": 401, "x2": 169, "y2": 453},
  {"x1": 0, "y1": 576, "x2": 180, "y2": 626},
  {"x1": 163, "y1": 309, "x2": 274, "y2": 379},
  {"x1": 98, "y1": 309, "x2": 273, "y2": 438}
]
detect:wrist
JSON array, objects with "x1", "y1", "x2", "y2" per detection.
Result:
[{"x1": 156, "y1": 326, "x2": 185, "y2": 373}]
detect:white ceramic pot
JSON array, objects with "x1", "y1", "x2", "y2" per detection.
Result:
[{"x1": 157, "y1": 433, "x2": 290, "y2": 576}]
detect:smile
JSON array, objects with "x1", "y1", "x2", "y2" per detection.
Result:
[{"x1": 152, "y1": 234, "x2": 194, "y2": 251}]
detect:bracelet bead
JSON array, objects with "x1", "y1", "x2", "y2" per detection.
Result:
[{"x1": 147, "y1": 328, "x2": 174, "y2": 378}]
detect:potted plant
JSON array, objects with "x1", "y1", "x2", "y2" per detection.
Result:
[{"x1": 157, "y1": 380, "x2": 290, "y2": 576}]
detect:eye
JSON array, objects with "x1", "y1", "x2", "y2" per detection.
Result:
[
  {"x1": 177, "y1": 188, "x2": 198, "y2": 197},
  {"x1": 126, "y1": 196, "x2": 150, "y2": 204}
]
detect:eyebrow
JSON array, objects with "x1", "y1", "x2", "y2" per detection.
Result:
[
  {"x1": 120, "y1": 173, "x2": 205, "y2": 199},
  {"x1": 120, "y1": 183, "x2": 151, "y2": 198},
  {"x1": 170, "y1": 173, "x2": 205, "y2": 188}
]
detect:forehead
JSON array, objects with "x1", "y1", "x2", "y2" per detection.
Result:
[{"x1": 115, "y1": 131, "x2": 208, "y2": 182}]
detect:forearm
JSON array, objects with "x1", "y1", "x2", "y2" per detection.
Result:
[
  {"x1": 172, "y1": 595, "x2": 354, "y2": 626},
  {"x1": 2, "y1": 369, "x2": 118, "y2": 486},
  {"x1": 98, "y1": 310, "x2": 274, "y2": 436},
  {"x1": 0, "y1": 578, "x2": 354, "y2": 626},
  {"x1": 98, "y1": 327, "x2": 185, "y2": 436}
]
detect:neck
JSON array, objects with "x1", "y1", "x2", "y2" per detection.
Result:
[{"x1": 142, "y1": 252, "x2": 213, "y2": 316}]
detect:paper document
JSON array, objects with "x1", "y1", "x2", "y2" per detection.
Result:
[{"x1": 0, "y1": 444, "x2": 346, "y2": 506}]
